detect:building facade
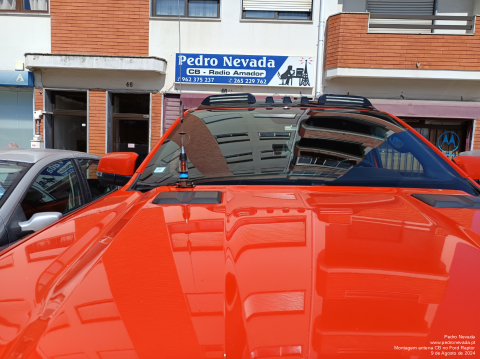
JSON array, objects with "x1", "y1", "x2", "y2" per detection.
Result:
[{"x1": 0, "y1": 0, "x2": 479, "y2": 157}]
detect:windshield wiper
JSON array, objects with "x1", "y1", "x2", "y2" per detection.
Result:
[{"x1": 187, "y1": 174, "x2": 334, "y2": 186}]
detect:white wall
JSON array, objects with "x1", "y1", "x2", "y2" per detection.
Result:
[
  {"x1": 150, "y1": 0, "x2": 326, "y2": 96},
  {"x1": 0, "y1": 15, "x2": 51, "y2": 71},
  {"x1": 150, "y1": 0, "x2": 480, "y2": 103}
]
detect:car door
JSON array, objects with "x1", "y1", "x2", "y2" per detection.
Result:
[{"x1": 6, "y1": 158, "x2": 86, "y2": 243}]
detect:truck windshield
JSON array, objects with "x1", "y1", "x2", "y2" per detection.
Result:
[{"x1": 136, "y1": 108, "x2": 476, "y2": 195}]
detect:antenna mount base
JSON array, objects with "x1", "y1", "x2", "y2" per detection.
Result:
[{"x1": 176, "y1": 179, "x2": 195, "y2": 188}]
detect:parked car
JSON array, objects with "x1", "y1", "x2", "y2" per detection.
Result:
[
  {"x1": 0, "y1": 94, "x2": 479, "y2": 358},
  {"x1": 0, "y1": 148, "x2": 115, "y2": 250}
]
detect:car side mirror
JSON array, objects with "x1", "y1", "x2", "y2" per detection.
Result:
[
  {"x1": 454, "y1": 155, "x2": 480, "y2": 180},
  {"x1": 97, "y1": 152, "x2": 139, "y2": 186},
  {"x1": 18, "y1": 212, "x2": 63, "y2": 234}
]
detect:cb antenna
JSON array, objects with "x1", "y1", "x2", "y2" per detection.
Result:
[
  {"x1": 176, "y1": 0, "x2": 193, "y2": 188},
  {"x1": 177, "y1": 0, "x2": 184, "y2": 121}
]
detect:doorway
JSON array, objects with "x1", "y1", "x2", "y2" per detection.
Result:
[
  {"x1": 112, "y1": 93, "x2": 150, "y2": 162},
  {"x1": 51, "y1": 91, "x2": 87, "y2": 152},
  {"x1": 402, "y1": 118, "x2": 471, "y2": 159}
]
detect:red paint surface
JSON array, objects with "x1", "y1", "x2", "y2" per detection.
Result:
[
  {"x1": 0, "y1": 185, "x2": 479, "y2": 358},
  {"x1": 454, "y1": 156, "x2": 480, "y2": 180},
  {"x1": 98, "y1": 152, "x2": 139, "y2": 176}
]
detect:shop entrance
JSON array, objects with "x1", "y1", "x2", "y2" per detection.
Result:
[
  {"x1": 112, "y1": 94, "x2": 150, "y2": 162},
  {"x1": 51, "y1": 91, "x2": 87, "y2": 152},
  {"x1": 0, "y1": 88, "x2": 34, "y2": 148},
  {"x1": 402, "y1": 118, "x2": 472, "y2": 159}
]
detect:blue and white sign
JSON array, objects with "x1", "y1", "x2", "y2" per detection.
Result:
[
  {"x1": 175, "y1": 53, "x2": 314, "y2": 87},
  {"x1": 0, "y1": 71, "x2": 34, "y2": 87}
]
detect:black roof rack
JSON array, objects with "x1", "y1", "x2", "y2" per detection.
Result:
[
  {"x1": 201, "y1": 93, "x2": 256, "y2": 106},
  {"x1": 197, "y1": 93, "x2": 377, "y2": 110},
  {"x1": 317, "y1": 94, "x2": 375, "y2": 109}
]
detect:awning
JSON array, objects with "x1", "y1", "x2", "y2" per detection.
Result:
[
  {"x1": 25, "y1": 53, "x2": 167, "y2": 91},
  {"x1": 371, "y1": 99, "x2": 480, "y2": 119},
  {"x1": 0, "y1": 71, "x2": 34, "y2": 87}
]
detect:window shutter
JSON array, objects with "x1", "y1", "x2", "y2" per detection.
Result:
[
  {"x1": 243, "y1": 0, "x2": 312, "y2": 12},
  {"x1": 368, "y1": 0, "x2": 435, "y2": 34},
  {"x1": 367, "y1": 0, "x2": 435, "y2": 15},
  {"x1": 164, "y1": 94, "x2": 181, "y2": 133}
]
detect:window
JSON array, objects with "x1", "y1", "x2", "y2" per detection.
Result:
[
  {"x1": 242, "y1": 0, "x2": 312, "y2": 20},
  {"x1": 135, "y1": 108, "x2": 477, "y2": 196},
  {"x1": 0, "y1": 0, "x2": 48, "y2": 12},
  {"x1": 367, "y1": 0, "x2": 436, "y2": 34},
  {"x1": 367, "y1": 0, "x2": 435, "y2": 15},
  {"x1": 20, "y1": 160, "x2": 83, "y2": 220},
  {"x1": 0, "y1": 161, "x2": 31, "y2": 208},
  {"x1": 153, "y1": 0, "x2": 219, "y2": 18},
  {"x1": 77, "y1": 159, "x2": 116, "y2": 201}
]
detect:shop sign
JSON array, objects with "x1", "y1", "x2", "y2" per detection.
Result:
[
  {"x1": 175, "y1": 53, "x2": 314, "y2": 87},
  {"x1": 0, "y1": 71, "x2": 34, "y2": 87},
  {"x1": 437, "y1": 131, "x2": 460, "y2": 157}
]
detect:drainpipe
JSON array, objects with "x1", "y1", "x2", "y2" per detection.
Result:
[{"x1": 315, "y1": 0, "x2": 327, "y2": 98}]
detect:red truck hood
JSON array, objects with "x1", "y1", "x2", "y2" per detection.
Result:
[{"x1": 0, "y1": 187, "x2": 479, "y2": 359}]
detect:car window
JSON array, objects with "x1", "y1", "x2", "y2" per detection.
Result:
[
  {"x1": 0, "y1": 161, "x2": 31, "y2": 208},
  {"x1": 136, "y1": 108, "x2": 476, "y2": 195},
  {"x1": 77, "y1": 159, "x2": 116, "y2": 201},
  {"x1": 20, "y1": 159, "x2": 83, "y2": 220}
]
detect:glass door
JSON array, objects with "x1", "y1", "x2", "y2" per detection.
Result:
[
  {"x1": 52, "y1": 91, "x2": 87, "y2": 152},
  {"x1": 114, "y1": 117, "x2": 149, "y2": 155},
  {"x1": 112, "y1": 93, "x2": 150, "y2": 162}
]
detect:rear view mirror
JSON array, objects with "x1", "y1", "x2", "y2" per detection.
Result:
[
  {"x1": 454, "y1": 155, "x2": 480, "y2": 180},
  {"x1": 97, "y1": 152, "x2": 139, "y2": 186},
  {"x1": 19, "y1": 212, "x2": 63, "y2": 234}
]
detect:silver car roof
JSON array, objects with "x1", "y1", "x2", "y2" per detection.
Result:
[
  {"x1": 0, "y1": 148, "x2": 100, "y2": 163},
  {"x1": 459, "y1": 150, "x2": 480, "y2": 157}
]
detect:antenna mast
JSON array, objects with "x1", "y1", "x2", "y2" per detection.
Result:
[{"x1": 176, "y1": 1, "x2": 193, "y2": 188}]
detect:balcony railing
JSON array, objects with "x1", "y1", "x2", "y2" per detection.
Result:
[{"x1": 368, "y1": 14, "x2": 476, "y2": 34}]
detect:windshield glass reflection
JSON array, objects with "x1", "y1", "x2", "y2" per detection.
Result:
[{"x1": 137, "y1": 109, "x2": 475, "y2": 194}]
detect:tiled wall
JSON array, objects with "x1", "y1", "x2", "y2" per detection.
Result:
[
  {"x1": 151, "y1": 93, "x2": 163, "y2": 150},
  {"x1": 88, "y1": 90, "x2": 106, "y2": 156},
  {"x1": 50, "y1": 0, "x2": 149, "y2": 55},
  {"x1": 325, "y1": 13, "x2": 480, "y2": 71}
]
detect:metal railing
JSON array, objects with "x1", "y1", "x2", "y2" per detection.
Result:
[
  {"x1": 380, "y1": 150, "x2": 423, "y2": 178},
  {"x1": 369, "y1": 14, "x2": 475, "y2": 32}
]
